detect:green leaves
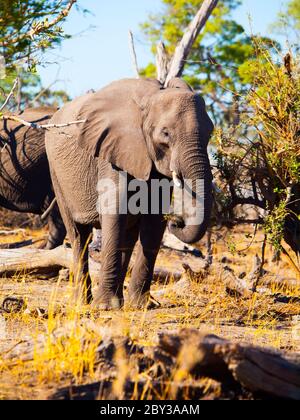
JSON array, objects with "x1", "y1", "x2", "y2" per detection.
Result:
[
  {"x1": 274, "y1": 0, "x2": 300, "y2": 34},
  {"x1": 140, "y1": 0, "x2": 274, "y2": 125},
  {"x1": 0, "y1": 0, "x2": 76, "y2": 70},
  {"x1": 264, "y1": 201, "x2": 289, "y2": 251},
  {"x1": 0, "y1": 68, "x2": 70, "y2": 111}
]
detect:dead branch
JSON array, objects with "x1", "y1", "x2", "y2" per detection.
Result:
[
  {"x1": 0, "y1": 78, "x2": 19, "y2": 112},
  {"x1": 48, "y1": 329, "x2": 300, "y2": 400},
  {"x1": 0, "y1": 246, "x2": 73, "y2": 276},
  {"x1": 165, "y1": 0, "x2": 219, "y2": 85},
  {"x1": 250, "y1": 236, "x2": 268, "y2": 292},
  {"x1": 41, "y1": 198, "x2": 57, "y2": 221},
  {"x1": 159, "y1": 329, "x2": 300, "y2": 400},
  {"x1": 0, "y1": 239, "x2": 36, "y2": 250},
  {"x1": 128, "y1": 31, "x2": 140, "y2": 79},
  {"x1": 0, "y1": 229, "x2": 27, "y2": 237},
  {"x1": 156, "y1": 41, "x2": 170, "y2": 84},
  {"x1": 0, "y1": 246, "x2": 183, "y2": 281},
  {"x1": 0, "y1": 114, "x2": 86, "y2": 130}
]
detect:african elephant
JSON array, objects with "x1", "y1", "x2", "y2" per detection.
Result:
[
  {"x1": 45, "y1": 78, "x2": 214, "y2": 309},
  {"x1": 0, "y1": 107, "x2": 66, "y2": 249}
]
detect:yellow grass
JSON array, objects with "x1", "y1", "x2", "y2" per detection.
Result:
[{"x1": 0, "y1": 224, "x2": 299, "y2": 399}]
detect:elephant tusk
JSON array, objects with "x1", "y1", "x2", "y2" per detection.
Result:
[
  {"x1": 172, "y1": 171, "x2": 183, "y2": 189},
  {"x1": 41, "y1": 198, "x2": 57, "y2": 221}
]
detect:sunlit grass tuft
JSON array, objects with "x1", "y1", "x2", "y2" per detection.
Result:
[{"x1": 0, "y1": 224, "x2": 299, "y2": 399}]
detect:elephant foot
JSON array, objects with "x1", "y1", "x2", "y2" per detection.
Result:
[
  {"x1": 127, "y1": 292, "x2": 161, "y2": 310},
  {"x1": 91, "y1": 293, "x2": 124, "y2": 311}
]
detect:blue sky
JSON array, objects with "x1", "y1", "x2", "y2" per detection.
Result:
[{"x1": 38, "y1": 0, "x2": 290, "y2": 98}]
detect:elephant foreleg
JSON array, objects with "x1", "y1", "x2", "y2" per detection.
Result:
[
  {"x1": 92, "y1": 214, "x2": 128, "y2": 310},
  {"x1": 128, "y1": 215, "x2": 167, "y2": 308},
  {"x1": 120, "y1": 222, "x2": 140, "y2": 285}
]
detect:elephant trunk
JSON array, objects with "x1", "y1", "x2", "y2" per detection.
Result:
[{"x1": 169, "y1": 141, "x2": 212, "y2": 245}]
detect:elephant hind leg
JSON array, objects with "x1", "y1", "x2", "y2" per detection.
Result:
[
  {"x1": 71, "y1": 222, "x2": 93, "y2": 305},
  {"x1": 49, "y1": 169, "x2": 92, "y2": 305},
  {"x1": 44, "y1": 203, "x2": 67, "y2": 250}
]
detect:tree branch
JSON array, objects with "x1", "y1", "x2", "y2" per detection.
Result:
[
  {"x1": 165, "y1": 0, "x2": 219, "y2": 85},
  {"x1": 2, "y1": 0, "x2": 77, "y2": 47},
  {"x1": 0, "y1": 78, "x2": 19, "y2": 112},
  {"x1": 0, "y1": 114, "x2": 86, "y2": 130},
  {"x1": 128, "y1": 31, "x2": 140, "y2": 79},
  {"x1": 156, "y1": 41, "x2": 170, "y2": 84}
]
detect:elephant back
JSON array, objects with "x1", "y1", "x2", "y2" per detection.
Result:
[
  {"x1": 47, "y1": 78, "x2": 162, "y2": 181},
  {"x1": 0, "y1": 107, "x2": 56, "y2": 171}
]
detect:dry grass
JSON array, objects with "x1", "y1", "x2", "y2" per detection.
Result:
[{"x1": 0, "y1": 222, "x2": 299, "y2": 400}]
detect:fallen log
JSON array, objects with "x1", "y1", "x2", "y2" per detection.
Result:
[
  {"x1": 0, "y1": 245, "x2": 183, "y2": 281},
  {"x1": 0, "y1": 246, "x2": 72, "y2": 276},
  {"x1": 51, "y1": 378, "x2": 215, "y2": 401},
  {"x1": 0, "y1": 239, "x2": 41, "y2": 250},
  {"x1": 46, "y1": 329, "x2": 300, "y2": 400},
  {"x1": 159, "y1": 329, "x2": 300, "y2": 400}
]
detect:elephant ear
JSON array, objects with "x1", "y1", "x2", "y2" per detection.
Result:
[
  {"x1": 166, "y1": 77, "x2": 193, "y2": 91},
  {"x1": 77, "y1": 79, "x2": 162, "y2": 181}
]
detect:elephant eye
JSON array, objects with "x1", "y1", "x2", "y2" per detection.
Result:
[{"x1": 162, "y1": 129, "x2": 170, "y2": 139}]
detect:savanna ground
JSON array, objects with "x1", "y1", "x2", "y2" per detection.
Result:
[{"x1": 0, "y1": 209, "x2": 299, "y2": 400}]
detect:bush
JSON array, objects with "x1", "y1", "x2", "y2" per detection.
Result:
[{"x1": 215, "y1": 46, "x2": 300, "y2": 256}]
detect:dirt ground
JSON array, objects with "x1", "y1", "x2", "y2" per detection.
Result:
[{"x1": 0, "y1": 209, "x2": 299, "y2": 400}]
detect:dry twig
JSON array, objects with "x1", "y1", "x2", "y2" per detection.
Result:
[
  {"x1": 0, "y1": 114, "x2": 86, "y2": 130},
  {"x1": 0, "y1": 78, "x2": 19, "y2": 112},
  {"x1": 128, "y1": 31, "x2": 140, "y2": 79}
]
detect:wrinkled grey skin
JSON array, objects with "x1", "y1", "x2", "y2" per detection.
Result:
[
  {"x1": 0, "y1": 108, "x2": 66, "y2": 249},
  {"x1": 45, "y1": 78, "x2": 214, "y2": 309}
]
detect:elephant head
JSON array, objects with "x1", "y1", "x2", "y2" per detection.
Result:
[{"x1": 78, "y1": 77, "x2": 214, "y2": 244}]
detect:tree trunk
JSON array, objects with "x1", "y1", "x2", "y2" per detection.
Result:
[
  {"x1": 164, "y1": 0, "x2": 219, "y2": 85},
  {"x1": 159, "y1": 330, "x2": 300, "y2": 400},
  {"x1": 49, "y1": 329, "x2": 300, "y2": 400}
]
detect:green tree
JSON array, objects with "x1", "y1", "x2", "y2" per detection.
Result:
[
  {"x1": 0, "y1": 0, "x2": 78, "y2": 70},
  {"x1": 0, "y1": 1, "x2": 79, "y2": 111},
  {"x1": 0, "y1": 70, "x2": 70, "y2": 110},
  {"x1": 215, "y1": 47, "x2": 300, "y2": 258},
  {"x1": 141, "y1": 0, "x2": 276, "y2": 125},
  {"x1": 275, "y1": 0, "x2": 300, "y2": 34}
]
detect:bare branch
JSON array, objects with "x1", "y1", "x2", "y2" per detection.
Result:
[
  {"x1": 41, "y1": 198, "x2": 57, "y2": 221},
  {"x1": 0, "y1": 114, "x2": 86, "y2": 130},
  {"x1": 156, "y1": 41, "x2": 170, "y2": 84},
  {"x1": 165, "y1": 0, "x2": 219, "y2": 86},
  {"x1": 128, "y1": 31, "x2": 140, "y2": 79},
  {"x1": 0, "y1": 78, "x2": 19, "y2": 112},
  {"x1": 221, "y1": 218, "x2": 264, "y2": 226}
]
